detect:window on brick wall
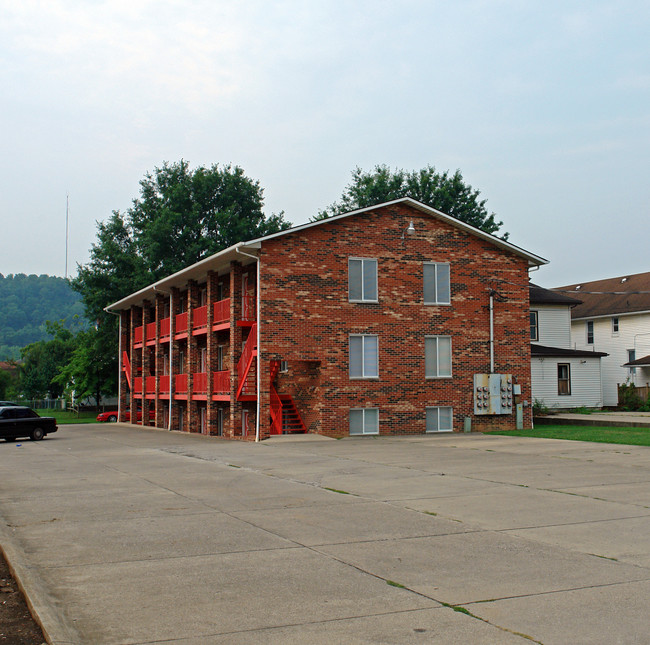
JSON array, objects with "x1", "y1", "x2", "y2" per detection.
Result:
[
  {"x1": 425, "y1": 336, "x2": 452, "y2": 378},
  {"x1": 349, "y1": 408, "x2": 379, "y2": 435},
  {"x1": 349, "y1": 258, "x2": 378, "y2": 302},
  {"x1": 426, "y1": 407, "x2": 453, "y2": 432},
  {"x1": 349, "y1": 335, "x2": 379, "y2": 378},
  {"x1": 423, "y1": 262, "x2": 450, "y2": 304}
]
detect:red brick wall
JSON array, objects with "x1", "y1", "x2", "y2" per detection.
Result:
[{"x1": 258, "y1": 203, "x2": 532, "y2": 438}]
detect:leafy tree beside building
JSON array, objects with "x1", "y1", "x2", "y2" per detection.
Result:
[
  {"x1": 68, "y1": 160, "x2": 291, "y2": 402},
  {"x1": 315, "y1": 164, "x2": 507, "y2": 238}
]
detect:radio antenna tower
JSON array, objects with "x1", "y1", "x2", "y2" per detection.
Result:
[{"x1": 65, "y1": 194, "x2": 69, "y2": 279}]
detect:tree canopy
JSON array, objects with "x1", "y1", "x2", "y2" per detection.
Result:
[
  {"x1": 315, "y1": 165, "x2": 507, "y2": 238},
  {"x1": 0, "y1": 274, "x2": 85, "y2": 361},
  {"x1": 19, "y1": 321, "x2": 80, "y2": 399},
  {"x1": 66, "y1": 160, "x2": 291, "y2": 402},
  {"x1": 72, "y1": 160, "x2": 291, "y2": 322}
]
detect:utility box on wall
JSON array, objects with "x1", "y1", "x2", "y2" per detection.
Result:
[{"x1": 474, "y1": 374, "x2": 514, "y2": 415}]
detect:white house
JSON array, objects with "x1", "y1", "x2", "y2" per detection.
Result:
[
  {"x1": 554, "y1": 272, "x2": 650, "y2": 407},
  {"x1": 530, "y1": 284, "x2": 606, "y2": 409}
]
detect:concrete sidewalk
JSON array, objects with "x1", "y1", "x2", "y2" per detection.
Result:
[
  {"x1": 536, "y1": 410, "x2": 650, "y2": 427},
  {"x1": 1, "y1": 425, "x2": 650, "y2": 644}
]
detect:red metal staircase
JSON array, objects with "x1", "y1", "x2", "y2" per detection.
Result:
[
  {"x1": 122, "y1": 351, "x2": 132, "y2": 389},
  {"x1": 237, "y1": 324, "x2": 257, "y2": 400},
  {"x1": 269, "y1": 360, "x2": 306, "y2": 435}
]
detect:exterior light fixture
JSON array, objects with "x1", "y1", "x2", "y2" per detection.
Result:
[{"x1": 401, "y1": 220, "x2": 415, "y2": 239}]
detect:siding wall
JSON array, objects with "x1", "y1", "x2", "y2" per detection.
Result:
[
  {"x1": 571, "y1": 313, "x2": 650, "y2": 406},
  {"x1": 531, "y1": 357, "x2": 603, "y2": 409},
  {"x1": 535, "y1": 305, "x2": 572, "y2": 348}
]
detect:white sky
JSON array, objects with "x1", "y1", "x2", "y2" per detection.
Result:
[{"x1": 1, "y1": 0, "x2": 648, "y2": 288}]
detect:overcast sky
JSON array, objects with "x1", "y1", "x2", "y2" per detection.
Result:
[{"x1": 1, "y1": 1, "x2": 648, "y2": 288}]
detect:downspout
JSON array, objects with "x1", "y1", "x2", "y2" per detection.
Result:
[
  {"x1": 104, "y1": 308, "x2": 122, "y2": 420},
  {"x1": 154, "y1": 286, "x2": 174, "y2": 431},
  {"x1": 489, "y1": 291, "x2": 495, "y2": 374},
  {"x1": 236, "y1": 246, "x2": 261, "y2": 442}
]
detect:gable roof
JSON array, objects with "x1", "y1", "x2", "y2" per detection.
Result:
[
  {"x1": 553, "y1": 271, "x2": 650, "y2": 319},
  {"x1": 107, "y1": 198, "x2": 548, "y2": 312},
  {"x1": 529, "y1": 283, "x2": 581, "y2": 306}
]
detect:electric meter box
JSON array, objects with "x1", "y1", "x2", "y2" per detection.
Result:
[{"x1": 474, "y1": 374, "x2": 514, "y2": 415}]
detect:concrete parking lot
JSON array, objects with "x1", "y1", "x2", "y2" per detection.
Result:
[{"x1": 1, "y1": 424, "x2": 650, "y2": 644}]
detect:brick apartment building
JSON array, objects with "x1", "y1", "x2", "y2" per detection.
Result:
[{"x1": 107, "y1": 198, "x2": 547, "y2": 440}]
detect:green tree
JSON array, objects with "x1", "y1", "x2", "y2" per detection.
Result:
[
  {"x1": 19, "y1": 321, "x2": 78, "y2": 399},
  {"x1": 54, "y1": 327, "x2": 116, "y2": 406},
  {"x1": 315, "y1": 165, "x2": 506, "y2": 238},
  {"x1": 70, "y1": 160, "x2": 291, "y2": 397}
]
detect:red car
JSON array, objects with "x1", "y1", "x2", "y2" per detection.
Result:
[{"x1": 96, "y1": 410, "x2": 154, "y2": 423}]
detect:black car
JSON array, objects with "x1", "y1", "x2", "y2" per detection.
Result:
[{"x1": 0, "y1": 406, "x2": 58, "y2": 441}]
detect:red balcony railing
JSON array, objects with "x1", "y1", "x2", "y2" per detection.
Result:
[
  {"x1": 159, "y1": 375, "x2": 170, "y2": 394},
  {"x1": 242, "y1": 296, "x2": 256, "y2": 322},
  {"x1": 193, "y1": 305, "x2": 207, "y2": 331},
  {"x1": 145, "y1": 322, "x2": 156, "y2": 343},
  {"x1": 134, "y1": 326, "x2": 143, "y2": 345},
  {"x1": 145, "y1": 376, "x2": 156, "y2": 395},
  {"x1": 175, "y1": 373, "x2": 188, "y2": 394},
  {"x1": 213, "y1": 298, "x2": 230, "y2": 325},
  {"x1": 213, "y1": 370, "x2": 229, "y2": 394},
  {"x1": 176, "y1": 312, "x2": 188, "y2": 336},
  {"x1": 133, "y1": 376, "x2": 143, "y2": 394},
  {"x1": 160, "y1": 317, "x2": 170, "y2": 339},
  {"x1": 193, "y1": 372, "x2": 207, "y2": 393}
]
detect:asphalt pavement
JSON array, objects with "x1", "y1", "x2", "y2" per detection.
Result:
[{"x1": 1, "y1": 424, "x2": 650, "y2": 644}]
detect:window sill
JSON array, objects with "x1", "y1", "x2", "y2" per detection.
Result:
[
  {"x1": 349, "y1": 300, "x2": 379, "y2": 304},
  {"x1": 350, "y1": 377, "x2": 380, "y2": 381},
  {"x1": 425, "y1": 376, "x2": 452, "y2": 380},
  {"x1": 423, "y1": 302, "x2": 451, "y2": 306}
]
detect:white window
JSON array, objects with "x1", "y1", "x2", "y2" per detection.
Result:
[
  {"x1": 425, "y1": 336, "x2": 452, "y2": 378},
  {"x1": 350, "y1": 335, "x2": 379, "y2": 378},
  {"x1": 349, "y1": 258, "x2": 378, "y2": 302},
  {"x1": 279, "y1": 360, "x2": 289, "y2": 373},
  {"x1": 423, "y1": 262, "x2": 450, "y2": 305},
  {"x1": 349, "y1": 408, "x2": 379, "y2": 435},
  {"x1": 558, "y1": 363, "x2": 571, "y2": 395},
  {"x1": 612, "y1": 317, "x2": 619, "y2": 336},
  {"x1": 586, "y1": 321, "x2": 594, "y2": 345},
  {"x1": 426, "y1": 407, "x2": 453, "y2": 432}
]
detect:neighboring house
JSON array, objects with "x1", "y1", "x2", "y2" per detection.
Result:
[
  {"x1": 529, "y1": 284, "x2": 606, "y2": 409},
  {"x1": 107, "y1": 198, "x2": 547, "y2": 440},
  {"x1": 554, "y1": 272, "x2": 650, "y2": 407}
]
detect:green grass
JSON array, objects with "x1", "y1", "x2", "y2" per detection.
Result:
[
  {"x1": 35, "y1": 409, "x2": 99, "y2": 425},
  {"x1": 492, "y1": 425, "x2": 650, "y2": 447}
]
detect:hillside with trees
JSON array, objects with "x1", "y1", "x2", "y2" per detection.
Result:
[{"x1": 0, "y1": 274, "x2": 85, "y2": 360}]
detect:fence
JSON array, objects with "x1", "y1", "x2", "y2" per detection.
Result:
[
  {"x1": 618, "y1": 384, "x2": 650, "y2": 407},
  {"x1": 23, "y1": 398, "x2": 67, "y2": 410}
]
